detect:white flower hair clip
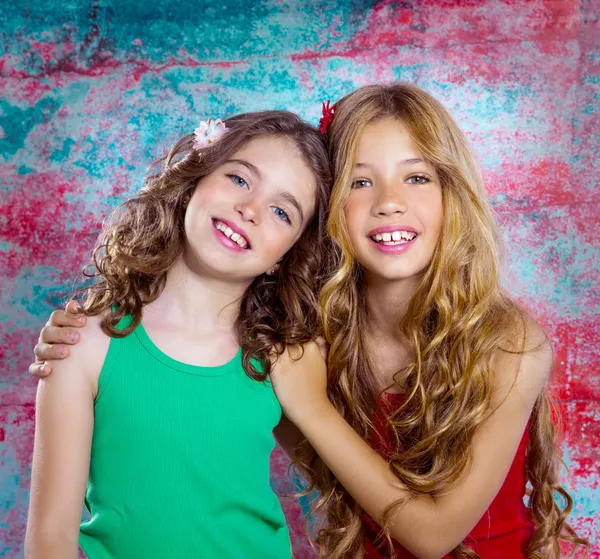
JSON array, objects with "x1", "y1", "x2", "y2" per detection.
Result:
[{"x1": 193, "y1": 118, "x2": 228, "y2": 150}]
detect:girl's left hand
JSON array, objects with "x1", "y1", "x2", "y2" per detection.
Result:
[{"x1": 270, "y1": 338, "x2": 330, "y2": 426}]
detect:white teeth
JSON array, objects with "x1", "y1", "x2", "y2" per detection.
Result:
[
  {"x1": 370, "y1": 230, "x2": 417, "y2": 244},
  {"x1": 214, "y1": 220, "x2": 249, "y2": 249}
]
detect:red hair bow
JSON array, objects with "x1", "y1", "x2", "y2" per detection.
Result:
[{"x1": 319, "y1": 100, "x2": 335, "y2": 135}]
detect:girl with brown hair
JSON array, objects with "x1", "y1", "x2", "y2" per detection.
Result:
[
  {"x1": 271, "y1": 84, "x2": 587, "y2": 559},
  {"x1": 24, "y1": 110, "x2": 331, "y2": 558}
]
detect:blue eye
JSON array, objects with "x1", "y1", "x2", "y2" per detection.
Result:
[
  {"x1": 406, "y1": 174, "x2": 430, "y2": 185},
  {"x1": 228, "y1": 174, "x2": 249, "y2": 189},
  {"x1": 272, "y1": 206, "x2": 291, "y2": 224},
  {"x1": 352, "y1": 179, "x2": 372, "y2": 189}
]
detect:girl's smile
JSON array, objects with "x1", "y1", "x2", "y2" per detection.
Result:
[
  {"x1": 367, "y1": 225, "x2": 419, "y2": 254},
  {"x1": 212, "y1": 218, "x2": 251, "y2": 252}
]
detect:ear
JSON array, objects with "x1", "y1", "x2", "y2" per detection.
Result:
[{"x1": 266, "y1": 263, "x2": 281, "y2": 276}]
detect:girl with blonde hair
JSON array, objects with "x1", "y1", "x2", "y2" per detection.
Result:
[{"x1": 272, "y1": 83, "x2": 587, "y2": 558}]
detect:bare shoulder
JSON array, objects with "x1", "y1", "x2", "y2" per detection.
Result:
[
  {"x1": 491, "y1": 312, "x2": 552, "y2": 406},
  {"x1": 44, "y1": 314, "x2": 111, "y2": 396},
  {"x1": 70, "y1": 313, "x2": 111, "y2": 362}
]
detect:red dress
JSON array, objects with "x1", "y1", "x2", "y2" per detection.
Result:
[{"x1": 363, "y1": 392, "x2": 535, "y2": 558}]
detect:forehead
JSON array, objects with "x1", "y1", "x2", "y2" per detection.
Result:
[
  {"x1": 233, "y1": 135, "x2": 297, "y2": 159},
  {"x1": 355, "y1": 118, "x2": 420, "y2": 163}
]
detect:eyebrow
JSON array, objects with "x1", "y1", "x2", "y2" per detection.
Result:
[
  {"x1": 278, "y1": 190, "x2": 305, "y2": 223},
  {"x1": 226, "y1": 159, "x2": 263, "y2": 180},
  {"x1": 355, "y1": 158, "x2": 425, "y2": 167}
]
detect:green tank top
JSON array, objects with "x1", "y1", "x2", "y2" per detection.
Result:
[{"x1": 79, "y1": 316, "x2": 291, "y2": 558}]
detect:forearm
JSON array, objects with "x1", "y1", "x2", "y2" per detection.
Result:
[{"x1": 295, "y1": 403, "x2": 468, "y2": 558}]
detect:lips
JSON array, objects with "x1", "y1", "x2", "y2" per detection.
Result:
[
  {"x1": 366, "y1": 225, "x2": 419, "y2": 254},
  {"x1": 212, "y1": 218, "x2": 251, "y2": 251}
]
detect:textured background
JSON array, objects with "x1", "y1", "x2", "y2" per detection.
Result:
[{"x1": 1, "y1": 0, "x2": 598, "y2": 557}]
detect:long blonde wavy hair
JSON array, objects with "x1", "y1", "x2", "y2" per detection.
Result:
[{"x1": 294, "y1": 83, "x2": 588, "y2": 558}]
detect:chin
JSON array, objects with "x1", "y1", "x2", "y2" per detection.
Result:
[
  {"x1": 362, "y1": 261, "x2": 427, "y2": 283},
  {"x1": 381, "y1": 272, "x2": 421, "y2": 282}
]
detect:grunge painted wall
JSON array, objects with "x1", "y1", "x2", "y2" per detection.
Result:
[{"x1": 1, "y1": 0, "x2": 598, "y2": 557}]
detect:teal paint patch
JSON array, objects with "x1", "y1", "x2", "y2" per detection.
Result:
[
  {"x1": 50, "y1": 138, "x2": 76, "y2": 163},
  {"x1": 0, "y1": 98, "x2": 60, "y2": 159}
]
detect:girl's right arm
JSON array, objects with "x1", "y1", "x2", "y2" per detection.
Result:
[{"x1": 25, "y1": 315, "x2": 108, "y2": 559}]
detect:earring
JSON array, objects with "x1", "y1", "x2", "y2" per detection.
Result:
[{"x1": 183, "y1": 197, "x2": 189, "y2": 208}]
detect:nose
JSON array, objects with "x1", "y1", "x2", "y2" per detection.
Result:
[
  {"x1": 234, "y1": 200, "x2": 261, "y2": 225},
  {"x1": 373, "y1": 182, "x2": 408, "y2": 217}
]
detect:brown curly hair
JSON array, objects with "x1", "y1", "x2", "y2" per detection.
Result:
[
  {"x1": 294, "y1": 84, "x2": 588, "y2": 558},
  {"x1": 78, "y1": 110, "x2": 332, "y2": 379}
]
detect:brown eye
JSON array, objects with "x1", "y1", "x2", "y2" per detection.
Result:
[
  {"x1": 406, "y1": 175, "x2": 430, "y2": 185},
  {"x1": 351, "y1": 179, "x2": 372, "y2": 189}
]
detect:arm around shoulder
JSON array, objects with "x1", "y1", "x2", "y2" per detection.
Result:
[
  {"x1": 292, "y1": 317, "x2": 553, "y2": 559},
  {"x1": 25, "y1": 315, "x2": 110, "y2": 559}
]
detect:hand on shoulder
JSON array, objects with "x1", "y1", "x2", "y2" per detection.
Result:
[
  {"x1": 41, "y1": 313, "x2": 110, "y2": 398},
  {"x1": 30, "y1": 301, "x2": 88, "y2": 378}
]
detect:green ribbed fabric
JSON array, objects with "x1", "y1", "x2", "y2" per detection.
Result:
[{"x1": 79, "y1": 316, "x2": 291, "y2": 558}]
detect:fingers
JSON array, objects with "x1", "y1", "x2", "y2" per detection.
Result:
[
  {"x1": 34, "y1": 342, "x2": 71, "y2": 362},
  {"x1": 315, "y1": 336, "x2": 327, "y2": 348},
  {"x1": 314, "y1": 337, "x2": 329, "y2": 361},
  {"x1": 48, "y1": 307, "x2": 86, "y2": 328},
  {"x1": 30, "y1": 302, "x2": 84, "y2": 379},
  {"x1": 40, "y1": 324, "x2": 80, "y2": 345},
  {"x1": 65, "y1": 300, "x2": 84, "y2": 315},
  {"x1": 29, "y1": 361, "x2": 51, "y2": 379}
]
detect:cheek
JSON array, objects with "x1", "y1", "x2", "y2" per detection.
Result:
[
  {"x1": 187, "y1": 183, "x2": 211, "y2": 212},
  {"x1": 185, "y1": 193, "x2": 207, "y2": 228},
  {"x1": 343, "y1": 196, "x2": 364, "y2": 237},
  {"x1": 262, "y1": 221, "x2": 297, "y2": 260},
  {"x1": 422, "y1": 190, "x2": 443, "y2": 236}
]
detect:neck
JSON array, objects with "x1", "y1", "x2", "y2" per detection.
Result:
[
  {"x1": 144, "y1": 256, "x2": 250, "y2": 335},
  {"x1": 363, "y1": 273, "x2": 421, "y2": 340}
]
